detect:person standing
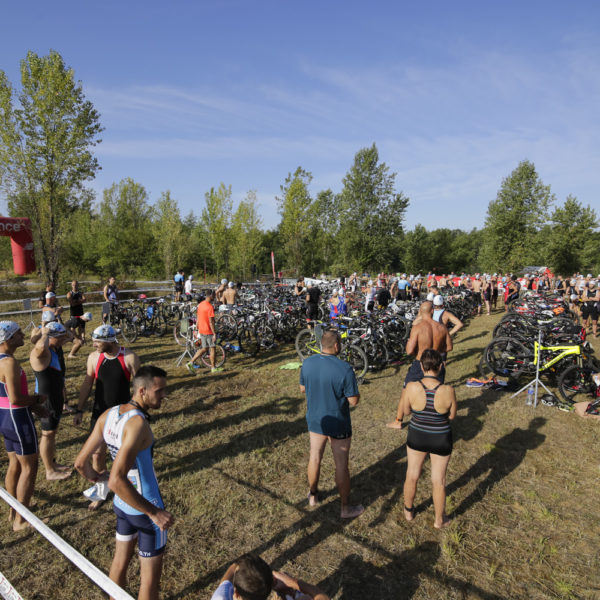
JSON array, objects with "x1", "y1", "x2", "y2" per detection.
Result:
[
  {"x1": 173, "y1": 270, "x2": 184, "y2": 301},
  {"x1": 30, "y1": 322, "x2": 72, "y2": 481},
  {"x1": 187, "y1": 289, "x2": 222, "y2": 373},
  {"x1": 65, "y1": 312, "x2": 93, "y2": 358},
  {"x1": 184, "y1": 275, "x2": 194, "y2": 300},
  {"x1": 305, "y1": 282, "x2": 322, "y2": 321},
  {"x1": 388, "y1": 349, "x2": 457, "y2": 528},
  {"x1": 66, "y1": 280, "x2": 87, "y2": 334},
  {"x1": 300, "y1": 330, "x2": 364, "y2": 519},
  {"x1": 75, "y1": 366, "x2": 173, "y2": 600},
  {"x1": 75, "y1": 324, "x2": 140, "y2": 492},
  {"x1": 103, "y1": 276, "x2": 119, "y2": 323},
  {"x1": 0, "y1": 322, "x2": 47, "y2": 531}
]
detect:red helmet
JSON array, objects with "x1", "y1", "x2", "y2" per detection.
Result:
[{"x1": 138, "y1": 294, "x2": 147, "y2": 300}]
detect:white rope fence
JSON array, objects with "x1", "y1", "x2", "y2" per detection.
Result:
[{"x1": 0, "y1": 487, "x2": 134, "y2": 600}]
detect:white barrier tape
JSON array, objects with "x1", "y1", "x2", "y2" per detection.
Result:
[
  {"x1": 0, "y1": 571, "x2": 23, "y2": 600},
  {"x1": 0, "y1": 487, "x2": 134, "y2": 600}
]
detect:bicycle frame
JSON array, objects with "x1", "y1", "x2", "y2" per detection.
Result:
[{"x1": 534, "y1": 341, "x2": 581, "y2": 371}]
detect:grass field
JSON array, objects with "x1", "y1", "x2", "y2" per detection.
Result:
[{"x1": 1, "y1": 311, "x2": 599, "y2": 599}]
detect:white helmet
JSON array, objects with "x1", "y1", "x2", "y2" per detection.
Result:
[
  {"x1": 433, "y1": 295, "x2": 444, "y2": 306},
  {"x1": 221, "y1": 279, "x2": 228, "y2": 285},
  {"x1": 92, "y1": 324, "x2": 117, "y2": 342},
  {"x1": 426, "y1": 292, "x2": 435, "y2": 301}
]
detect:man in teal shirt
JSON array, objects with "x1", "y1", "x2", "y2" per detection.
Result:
[{"x1": 299, "y1": 330, "x2": 364, "y2": 519}]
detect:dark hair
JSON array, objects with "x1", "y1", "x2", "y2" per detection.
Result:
[
  {"x1": 204, "y1": 288, "x2": 215, "y2": 299},
  {"x1": 232, "y1": 554, "x2": 273, "y2": 600},
  {"x1": 420, "y1": 348, "x2": 443, "y2": 373},
  {"x1": 132, "y1": 366, "x2": 167, "y2": 392},
  {"x1": 321, "y1": 329, "x2": 341, "y2": 350}
]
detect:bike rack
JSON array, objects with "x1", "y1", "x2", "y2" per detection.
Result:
[
  {"x1": 510, "y1": 329, "x2": 551, "y2": 407},
  {"x1": 174, "y1": 320, "x2": 195, "y2": 367}
]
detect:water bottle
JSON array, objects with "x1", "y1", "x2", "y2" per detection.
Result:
[{"x1": 526, "y1": 386, "x2": 534, "y2": 406}]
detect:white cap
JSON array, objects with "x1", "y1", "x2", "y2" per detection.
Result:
[
  {"x1": 570, "y1": 294, "x2": 578, "y2": 300},
  {"x1": 0, "y1": 321, "x2": 20, "y2": 343},
  {"x1": 42, "y1": 311, "x2": 56, "y2": 323},
  {"x1": 228, "y1": 281, "x2": 234, "y2": 288},
  {"x1": 82, "y1": 312, "x2": 93, "y2": 321},
  {"x1": 92, "y1": 324, "x2": 117, "y2": 343},
  {"x1": 221, "y1": 279, "x2": 228, "y2": 285},
  {"x1": 46, "y1": 321, "x2": 67, "y2": 337},
  {"x1": 426, "y1": 292, "x2": 435, "y2": 301},
  {"x1": 45, "y1": 292, "x2": 56, "y2": 299},
  {"x1": 433, "y1": 295, "x2": 444, "y2": 306},
  {"x1": 188, "y1": 275, "x2": 193, "y2": 280}
]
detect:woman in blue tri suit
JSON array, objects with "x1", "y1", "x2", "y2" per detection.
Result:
[{"x1": 398, "y1": 348, "x2": 457, "y2": 528}]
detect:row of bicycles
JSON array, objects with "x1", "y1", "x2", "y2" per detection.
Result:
[{"x1": 479, "y1": 291, "x2": 600, "y2": 405}]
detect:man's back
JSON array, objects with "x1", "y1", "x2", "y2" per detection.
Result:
[{"x1": 409, "y1": 318, "x2": 451, "y2": 359}]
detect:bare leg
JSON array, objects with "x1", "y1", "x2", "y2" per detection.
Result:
[
  {"x1": 5, "y1": 452, "x2": 21, "y2": 523},
  {"x1": 109, "y1": 537, "x2": 137, "y2": 598},
  {"x1": 138, "y1": 554, "x2": 165, "y2": 600},
  {"x1": 12, "y1": 453, "x2": 39, "y2": 531},
  {"x1": 330, "y1": 436, "x2": 363, "y2": 518},
  {"x1": 40, "y1": 430, "x2": 72, "y2": 480},
  {"x1": 307, "y1": 432, "x2": 327, "y2": 506},
  {"x1": 89, "y1": 441, "x2": 109, "y2": 510},
  {"x1": 404, "y1": 446, "x2": 427, "y2": 520},
  {"x1": 592, "y1": 318, "x2": 598, "y2": 337},
  {"x1": 430, "y1": 452, "x2": 452, "y2": 528},
  {"x1": 68, "y1": 337, "x2": 83, "y2": 357},
  {"x1": 209, "y1": 346, "x2": 215, "y2": 368}
]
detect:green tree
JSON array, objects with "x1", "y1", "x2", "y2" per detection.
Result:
[
  {"x1": 96, "y1": 178, "x2": 155, "y2": 276},
  {"x1": 546, "y1": 195, "x2": 598, "y2": 276},
  {"x1": 308, "y1": 189, "x2": 339, "y2": 275},
  {"x1": 338, "y1": 144, "x2": 409, "y2": 272},
  {"x1": 0, "y1": 50, "x2": 103, "y2": 284},
  {"x1": 202, "y1": 183, "x2": 233, "y2": 278},
  {"x1": 404, "y1": 225, "x2": 430, "y2": 273},
  {"x1": 230, "y1": 190, "x2": 263, "y2": 281},
  {"x1": 479, "y1": 160, "x2": 554, "y2": 271},
  {"x1": 153, "y1": 191, "x2": 183, "y2": 279},
  {"x1": 276, "y1": 167, "x2": 313, "y2": 274}
]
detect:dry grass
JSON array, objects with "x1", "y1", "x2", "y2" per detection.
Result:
[{"x1": 1, "y1": 311, "x2": 600, "y2": 599}]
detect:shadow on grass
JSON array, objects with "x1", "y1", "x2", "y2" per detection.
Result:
[
  {"x1": 415, "y1": 416, "x2": 547, "y2": 518},
  {"x1": 457, "y1": 330, "x2": 489, "y2": 344},
  {"x1": 156, "y1": 397, "x2": 305, "y2": 478},
  {"x1": 451, "y1": 388, "x2": 505, "y2": 443}
]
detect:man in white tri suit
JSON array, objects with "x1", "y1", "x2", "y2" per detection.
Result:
[{"x1": 75, "y1": 365, "x2": 173, "y2": 600}]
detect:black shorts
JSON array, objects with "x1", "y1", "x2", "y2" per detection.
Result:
[
  {"x1": 174, "y1": 283, "x2": 183, "y2": 293},
  {"x1": 306, "y1": 305, "x2": 319, "y2": 320},
  {"x1": 40, "y1": 394, "x2": 64, "y2": 431},
  {"x1": 407, "y1": 426, "x2": 453, "y2": 456},
  {"x1": 581, "y1": 305, "x2": 599, "y2": 320}
]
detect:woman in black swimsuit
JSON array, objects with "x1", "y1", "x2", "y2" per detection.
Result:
[{"x1": 399, "y1": 349, "x2": 457, "y2": 528}]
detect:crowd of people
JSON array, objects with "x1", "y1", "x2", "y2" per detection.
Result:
[{"x1": 1, "y1": 268, "x2": 598, "y2": 599}]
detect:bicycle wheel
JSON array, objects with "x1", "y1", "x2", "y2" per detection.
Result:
[
  {"x1": 238, "y1": 327, "x2": 259, "y2": 357},
  {"x1": 341, "y1": 343, "x2": 369, "y2": 381},
  {"x1": 483, "y1": 336, "x2": 530, "y2": 378},
  {"x1": 216, "y1": 313, "x2": 237, "y2": 341},
  {"x1": 152, "y1": 315, "x2": 167, "y2": 337},
  {"x1": 200, "y1": 344, "x2": 226, "y2": 368},
  {"x1": 557, "y1": 365, "x2": 597, "y2": 404},
  {"x1": 121, "y1": 320, "x2": 138, "y2": 344},
  {"x1": 255, "y1": 323, "x2": 275, "y2": 350},
  {"x1": 295, "y1": 329, "x2": 315, "y2": 360}
]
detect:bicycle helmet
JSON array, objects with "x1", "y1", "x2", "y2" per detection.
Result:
[
  {"x1": 138, "y1": 294, "x2": 147, "y2": 300},
  {"x1": 228, "y1": 281, "x2": 234, "y2": 288},
  {"x1": 92, "y1": 324, "x2": 117, "y2": 343},
  {"x1": 82, "y1": 312, "x2": 93, "y2": 321},
  {"x1": 221, "y1": 279, "x2": 228, "y2": 285},
  {"x1": 46, "y1": 321, "x2": 67, "y2": 337}
]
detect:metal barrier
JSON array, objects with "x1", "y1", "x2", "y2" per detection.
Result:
[{"x1": 0, "y1": 486, "x2": 134, "y2": 600}]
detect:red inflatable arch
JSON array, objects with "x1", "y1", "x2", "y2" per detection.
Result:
[{"x1": 0, "y1": 217, "x2": 36, "y2": 275}]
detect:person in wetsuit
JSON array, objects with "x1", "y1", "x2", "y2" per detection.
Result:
[
  {"x1": 30, "y1": 322, "x2": 72, "y2": 481},
  {"x1": 74, "y1": 324, "x2": 140, "y2": 490}
]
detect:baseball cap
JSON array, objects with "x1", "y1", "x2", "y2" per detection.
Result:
[
  {"x1": 0, "y1": 321, "x2": 20, "y2": 343},
  {"x1": 92, "y1": 324, "x2": 117, "y2": 343},
  {"x1": 46, "y1": 321, "x2": 67, "y2": 337},
  {"x1": 433, "y1": 295, "x2": 444, "y2": 306}
]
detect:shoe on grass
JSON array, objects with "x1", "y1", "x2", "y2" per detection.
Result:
[
  {"x1": 186, "y1": 362, "x2": 196, "y2": 374},
  {"x1": 211, "y1": 367, "x2": 224, "y2": 373}
]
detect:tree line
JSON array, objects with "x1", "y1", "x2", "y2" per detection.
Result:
[{"x1": 0, "y1": 51, "x2": 598, "y2": 285}]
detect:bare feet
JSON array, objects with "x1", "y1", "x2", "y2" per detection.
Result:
[
  {"x1": 404, "y1": 506, "x2": 416, "y2": 522},
  {"x1": 386, "y1": 421, "x2": 403, "y2": 429},
  {"x1": 341, "y1": 504, "x2": 364, "y2": 519},
  {"x1": 53, "y1": 462, "x2": 72, "y2": 472},
  {"x1": 13, "y1": 519, "x2": 33, "y2": 532},
  {"x1": 307, "y1": 491, "x2": 319, "y2": 508},
  {"x1": 46, "y1": 468, "x2": 73, "y2": 481},
  {"x1": 434, "y1": 516, "x2": 452, "y2": 529}
]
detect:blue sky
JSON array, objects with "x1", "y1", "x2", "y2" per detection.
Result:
[{"x1": 1, "y1": 1, "x2": 599, "y2": 230}]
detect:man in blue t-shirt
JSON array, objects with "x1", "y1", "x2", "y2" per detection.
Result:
[{"x1": 299, "y1": 330, "x2": 364, "y2": 519}]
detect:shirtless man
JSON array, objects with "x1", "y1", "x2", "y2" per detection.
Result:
[
  {"x1": 30, "y1": 322, "x2": 73, "y2": 480},
  {"x1": 0, "y1": 321, "x2": 48, "y2": 530},
  {"x1": 75, "y1": 325, "x2": 140, "y2": 506},
  {"x1": 472, "y1": 275, "x2": 482, "y2": 315},
  {"x1": 222, "y1": 281, "x2": 239, "y2": 306},
  {"x1": 387, "y1": 302, "x2": 452, "y2": 428},
  {"x1": 215, "y1": 279, "x2": 228, "y2": 304}
]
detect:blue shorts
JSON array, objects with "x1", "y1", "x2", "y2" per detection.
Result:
[
  {"x1": 0, "y1": 407, "x2": 38, "y2": 455},
  {"x1": 114, "y1": 506, "x2": 167, "y2": 557}
]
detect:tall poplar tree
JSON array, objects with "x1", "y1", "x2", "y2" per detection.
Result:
[{"x1": 0, "y1": 50, "x2": 103, "y2": 283}]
